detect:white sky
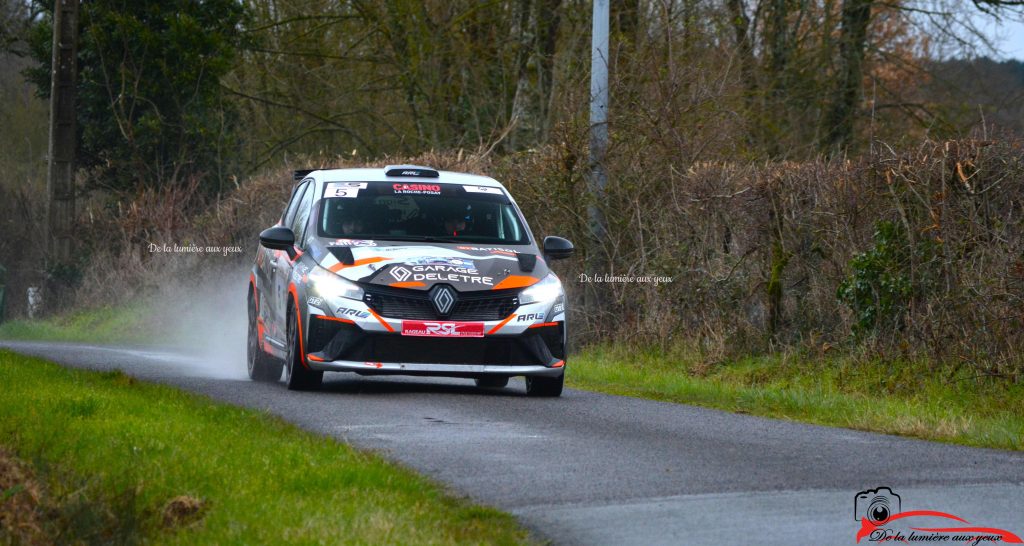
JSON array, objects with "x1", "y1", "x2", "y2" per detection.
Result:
[{"x1": 978, "y1": 15, "x2": 1024, "y2": 61}]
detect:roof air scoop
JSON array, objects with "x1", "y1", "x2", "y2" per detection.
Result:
[{"x1": 384, "y1": 165, "x2": 440, "y2": 178}]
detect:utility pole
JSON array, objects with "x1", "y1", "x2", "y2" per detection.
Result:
[
  {"x1": 588, "y1": 0, "x2": 609, "y2": 248},
  {"x1": 586, "y1": 0, "x2": 609, "y2": 319},
  {"x1": 47, "y1": 0, "x2": 79, "y2": 268}
]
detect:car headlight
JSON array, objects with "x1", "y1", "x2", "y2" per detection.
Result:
[
  {"x1": 309, "y1": 265, "x2": 364, "y2": 301},
  {"x1": 518, "y1": 273, "x2": 563, "y2": 305}
]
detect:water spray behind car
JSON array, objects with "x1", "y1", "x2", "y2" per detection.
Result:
[{"x1": 149, "y1": 264, "x2": 251, "y2": 380}]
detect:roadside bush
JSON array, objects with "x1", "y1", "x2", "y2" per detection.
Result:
[
  {"x1": 27, "y1": 137, "x2": 1024, "y2": 381},
  {"x1": 837, "y1": 220, "x2": 939, "y2": 337},
  {"x1": 489, "y1": 135, "x2": 1024, "y2": 376}
]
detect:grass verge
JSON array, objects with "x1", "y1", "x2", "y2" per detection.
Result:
[
  {"x1": 568, "y1": 344, "x2": 1024, "y2": 451},
  {"x1": 0, "y1": 350, "x2": 533, "y2": 545},
  {"x1": 0, "y1": 303, "x2": 155, "y2": 345}
]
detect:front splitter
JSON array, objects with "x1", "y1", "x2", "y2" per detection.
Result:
[{"x1": 306, "y1": 358, "x2": 564, "y2": 378}]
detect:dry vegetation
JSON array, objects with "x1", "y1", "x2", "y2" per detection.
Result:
[
  {"x1": 0, "y1": 448, "x2": 46, "y2": 545},
  {"x1": 4, "y1": 136, "x2": 1021, "y2": 379},
  {"x1": 507, "y1": 136, "x2": 1024, "y2": 377}
]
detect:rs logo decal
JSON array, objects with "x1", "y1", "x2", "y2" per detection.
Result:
[
  {"x1": 401, "y1": 320, "x2": 484, "y2": 338},
  {"x1": 425, "y1": 322, "x2": 457, "y2": 335}
]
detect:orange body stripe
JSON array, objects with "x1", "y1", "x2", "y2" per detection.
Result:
[
  {"x1": 528, "y1": 322, "x2": 559, "y2": 329},
  {"x1": 329, "y1": 257, "x2": 388, "y2": 272},
  {"x1": 316, "y1": 315, "x2": 355, "y2": 324},
  {"x1": 492, "y1": 275, "x2": 539, "y2": 290},
  {"x1": 389, "y1": 281, "x2": 426, "y2": 288},
  {"x1": 307, "y1": 354, "x2": 324, "y2": 362},
  {"x1": 487, "y1": 314, "x2": 517, "y2": 335},
  {"x1": 367, "y1": 308, "x2": 395, "y2": 332}
]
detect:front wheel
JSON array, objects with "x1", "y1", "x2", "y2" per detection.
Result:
[
  {"x1": 284, "y1": 303, "x2": 323, "y2": 391},
  {"x1": 248, "y1": 292, "x2": 282, "y2": 382},
  {"x1": 525, "y1": 372, "x2": 563, "y2": 397}
]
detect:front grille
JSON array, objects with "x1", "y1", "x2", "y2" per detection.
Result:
[
  {"x1": 328, "y1": 332, "x2": 551, "y2": 366},
  {"x1": 360, "y1": 335, "x2": 531, "y2": 365},
  {"x1": 451, "y1": 290, "x2": 520, "y2": 320},
  {"x1": 362, "y1": 284, "x2": 519, "y2": 320},
  {"x1": 364, "y1": 288, "x2": 435, "y2": 319}
]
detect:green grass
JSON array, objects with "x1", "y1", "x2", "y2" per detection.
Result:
[
  {"x1": 0, "y1": 303, "x2": 156, "y2": 345},
  {"x1": 0, "y1": 350, "x2": 534, "y2": 545},
  {"x1": 568, "y1": 344, "x2": 1024, "y2": 451}
]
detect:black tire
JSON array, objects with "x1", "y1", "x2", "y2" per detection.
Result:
[
  {"x1": 247, "y1": 291, "x2": 283, "y2": 382},
  {"x1": 284, "y1": 301, "x2": 323, "y2": 391},
  {"x1": 525, "y1": 372, "x2": 563, "y2": 397},
  {"x1": 475, "y1": 376, "x2": 509, "y2": 389}
]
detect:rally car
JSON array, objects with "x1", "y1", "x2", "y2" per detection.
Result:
[{"x1": 247, "y1": 165, "x2": 574, "y2": 396}]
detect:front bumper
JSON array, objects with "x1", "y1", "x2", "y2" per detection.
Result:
[
  {"x1": 306, "y1": 359, "x2": 564, "y2": 378},
  {"x1": 305, "y1": 317, "x2": 565, "y2": 377}
]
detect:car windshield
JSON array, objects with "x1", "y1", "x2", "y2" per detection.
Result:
[{"x1": 318, "y1": 181, "x2": 530, "y2": 244}]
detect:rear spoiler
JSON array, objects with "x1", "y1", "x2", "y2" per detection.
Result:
[{"x1": 294, "y1": 167, "x2": 343, "y2": 181}]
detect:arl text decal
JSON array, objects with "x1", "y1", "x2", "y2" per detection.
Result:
[{"x1": 401, "y1": 320, "x2": 485, "y2": 338}]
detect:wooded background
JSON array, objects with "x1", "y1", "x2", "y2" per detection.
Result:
[{"x1": 1, "y1": 0, "x2": 1023, "y2": 372}]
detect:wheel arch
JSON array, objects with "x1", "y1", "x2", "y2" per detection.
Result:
[{"x1": 286, "y1": 282, "x2": 309, "y2": 369}]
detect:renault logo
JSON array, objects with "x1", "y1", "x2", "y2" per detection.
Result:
[
  {"x1": 430, "y1": 285, "x2": 456, "y2": 316},
  {"x1": 390, "y1": 266, "x2": 411, "y2": 282}
]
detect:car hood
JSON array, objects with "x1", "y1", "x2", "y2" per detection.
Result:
[{"x1": 306, "y1": 239, "x2": 548, "y2": 292}]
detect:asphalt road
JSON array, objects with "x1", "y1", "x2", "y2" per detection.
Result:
[{"x1": 3, "y1": 340, "x2": 1022, "y2": 545}]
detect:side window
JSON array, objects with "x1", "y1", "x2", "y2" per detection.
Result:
[
  {"x1": 500, "y1": 205, "x2": 523, "y2": 242},
  {"x1": 290, "y1": 183, "x2": 315, "y2": 245},
  {"x1": 282, "y1": 181, "x2": 309, "y2": 228}
]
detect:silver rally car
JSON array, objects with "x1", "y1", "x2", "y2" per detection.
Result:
[{"x1": 247, "y1": 165, "x2": 574, "y2": 396}]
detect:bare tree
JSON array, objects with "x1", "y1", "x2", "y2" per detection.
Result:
[{"x1": 822, "y1": 0, "x2": 872, "y2": 153}]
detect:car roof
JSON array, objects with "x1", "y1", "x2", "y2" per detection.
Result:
[{"x1": 306, "y1": 168, "x2": 505, "y2": 188}]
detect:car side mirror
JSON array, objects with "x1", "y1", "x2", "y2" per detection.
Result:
[
  {"x1": 542, "y1": 236, "x2": 574, "y2": 261},
  {"x1": 260, "y1": 226, "x2": 297, "y2": 259}
]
